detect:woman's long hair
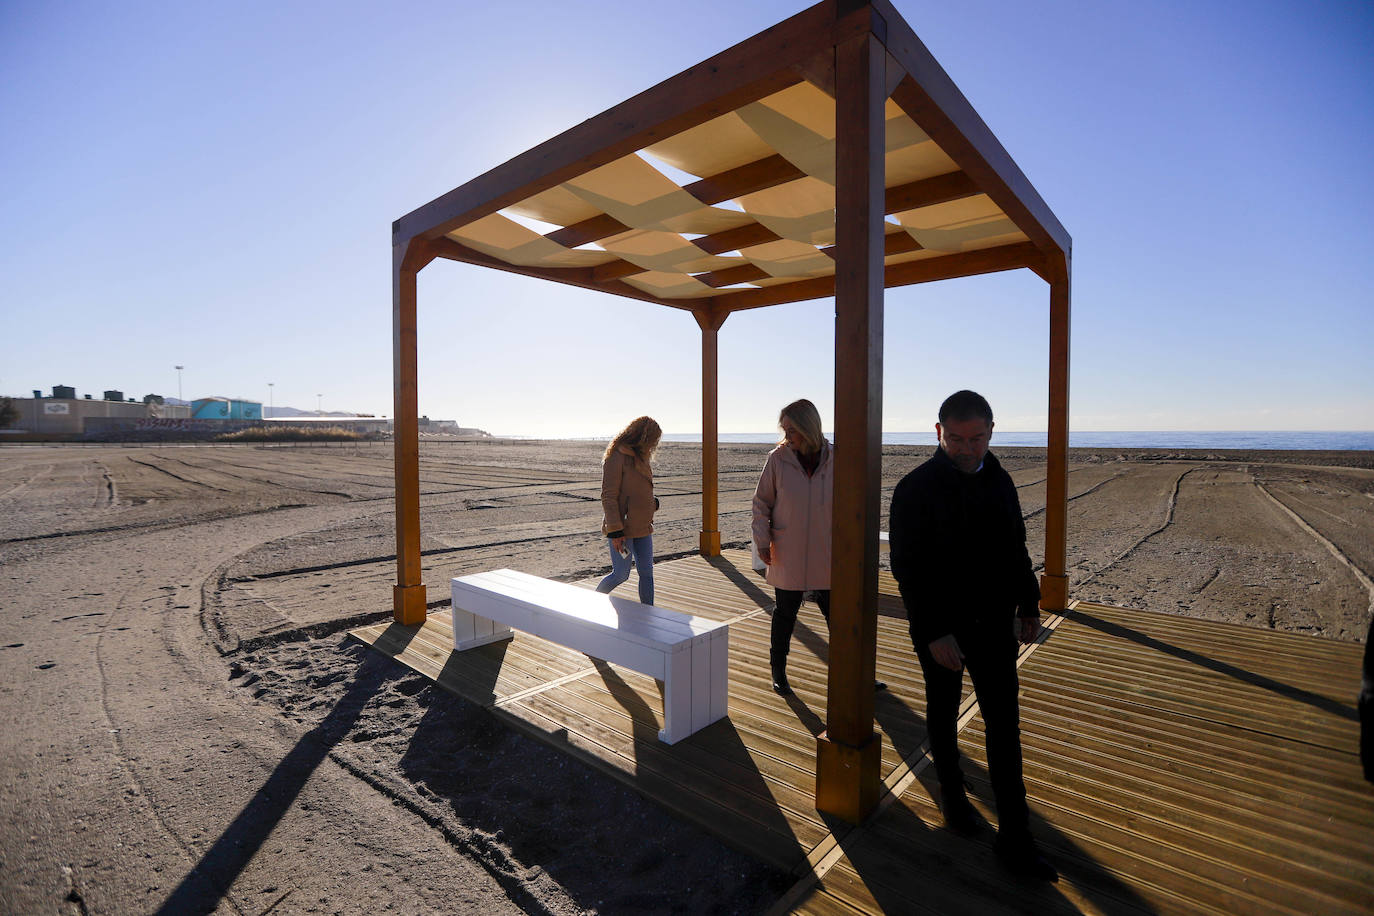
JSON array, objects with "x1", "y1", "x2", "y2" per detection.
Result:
[
  {"x1": 777, "y1": 399, "x2": 824, "y2": 454},
  {"x1": 604, "y1": 416, "x2": 662, "y2": 464}
]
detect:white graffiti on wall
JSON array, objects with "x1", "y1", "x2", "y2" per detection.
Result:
[{"x1": 135, "y1": 418, "x2": 219, "y2": 430}]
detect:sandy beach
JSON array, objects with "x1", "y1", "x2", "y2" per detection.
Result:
[{"x1": 1, "y1": 440, "x2": 1370, "y2": 913}]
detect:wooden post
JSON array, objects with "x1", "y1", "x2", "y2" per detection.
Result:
[
  {"x1": 393, "y1": 239, "x2": 432, "y2": 624},
  {"x1": 696, "y1": 308, "x2": 727, "y2": 556},
  {"x1": 1040, "y1": 254, "x2": 1071, "y2": 610},
  {"x1": 816, "y1": 27, "x2": 885, "y2": 825}
]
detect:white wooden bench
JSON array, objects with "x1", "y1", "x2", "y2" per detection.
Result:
[{"x1": 449, "y1": 569, "x2": 729, "y2": 744}]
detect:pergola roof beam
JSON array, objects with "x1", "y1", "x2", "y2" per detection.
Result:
[
  {"x1": 691, "y1": 222, "x2": 783, "y2": 257},
  {"x1": 427, "y1": 237, "x2": 696, "y2": 311},
  {"x1": 682, "y1": 153, "x2": 807, "y2": 205},
  {"x1": 546, "y1": 214, "x2": 631, "y2": 249}
]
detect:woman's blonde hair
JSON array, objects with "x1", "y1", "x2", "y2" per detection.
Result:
[
  {"x1": 777, "y1": 399, "x2": 824, "y2": 453},
  {"x1": 605, "y1": 416, "x2": 662, "y2": 463}
]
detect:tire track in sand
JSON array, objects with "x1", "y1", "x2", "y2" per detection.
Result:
[
  {"x1": 0, "y1": 460, "x2": 54, "y2": 500},
  {"x1": 125, "y1": 456, "x2": 234, "y2": 492},
  {"x1": 1076, "y1": 466, "x2": 1191, "y2": 587},
  {"x1": 94, "y1": 582, "x2": 248, "y2": 915},
  {"x1": 1257, "y1": 482, "x2": 1374, "y2": 618}
]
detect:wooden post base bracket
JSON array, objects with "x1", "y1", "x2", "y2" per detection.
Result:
[
  {"x1": 392, "y1": 583, "x2": 428, "y2": 625},
  {"x1": 1039, "y1": 573, "x2": 1069, "y2": 613},
  {"x1": 815, "y1": 729, "x2": 883, "y2": 824}
]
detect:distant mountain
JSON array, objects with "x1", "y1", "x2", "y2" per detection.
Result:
[
  {"x1": 264, "y1": 406, "x2": 362, "y2": 418},
  {"x1": 161, "y1": 399, "x2": 363, "y2": 418}
]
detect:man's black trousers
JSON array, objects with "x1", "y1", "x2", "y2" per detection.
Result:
[{"x1": 914, "y1": 623, "x2": 1031, "y2": 836}]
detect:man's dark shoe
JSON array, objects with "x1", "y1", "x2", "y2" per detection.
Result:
[
  {"x1": 938, "y1": 786, "x2": 979, "y2": 835},
  {"x1": 995, "y1": 831, "x2": 1058, "y2": 882},
  {"x1": 772, "y1": 671, "x2": 792, "y2": 695}
]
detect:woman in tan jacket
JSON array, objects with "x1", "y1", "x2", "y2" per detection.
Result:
[
  {"x1": 752, "y1": 399, "x2": 833, "y2": 695},
  {"x1": 597, "y1": 416, "x2": 662, "y2": 604}
]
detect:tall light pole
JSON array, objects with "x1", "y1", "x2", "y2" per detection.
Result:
[
  {"x1": 268, "y1": 382, "x2": 274, "y2": 418},
  {"x1": 175, "y1": 365, "x2": 184, "y2": 403},
  {"x1": 316, "y1": 393, "x2": 322, "y2": 416}
]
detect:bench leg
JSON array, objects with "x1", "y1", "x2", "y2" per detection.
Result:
[
  {"x1": 451, "y1": 604, "x2": 513, "y2": 651},
  {"x1": 708, "y1": 628, "x2": 729, "y2": 723},
  {"x1": 659, "y1": 633, "x2": 729, "y2": 744},
  {"x1": 660, "y1": 647, "x2": 693, "y2": 744}
]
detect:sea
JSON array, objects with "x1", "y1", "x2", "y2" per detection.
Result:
[{"x1": 648, "y1": 431, "x2": 1374, "y2": 450}]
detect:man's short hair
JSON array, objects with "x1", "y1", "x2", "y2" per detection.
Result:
[{"x1": 939, "y1": 390, "x2": 993, "y2": 425}]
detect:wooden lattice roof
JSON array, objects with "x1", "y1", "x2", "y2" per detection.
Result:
[{"x1": 392, "y1": 0, "x2": 1070, "y2": 316}]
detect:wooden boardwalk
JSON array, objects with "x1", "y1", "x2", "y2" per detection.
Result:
[{"x1": 349, "y1": 549, "x2": 1373, "y2": 915}]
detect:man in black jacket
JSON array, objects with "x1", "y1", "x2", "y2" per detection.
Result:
[{"x1": 889, "y1": 390, "x2": 1056, "y2": 882}]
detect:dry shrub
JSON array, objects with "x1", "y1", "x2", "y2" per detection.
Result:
[{"x1": 215, "y1": 425, "x2": 365, "y2": 442}]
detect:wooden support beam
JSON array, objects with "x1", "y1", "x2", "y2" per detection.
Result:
[
  {"x1": 691, "y1": 222, "x2": 782, "y2": 256},
  {"x1": 695, "y1": 307, "x2": 728, "y2": 556},
  {"x1": 694, "y1": 263, "x2": 772, "y2": 288},
  {"x1": 546, "y1": 213, "x2": 630, "y2": 249},
  {"x1": 591, "y1": 258, "x2": 651, "y2": 282},
  {"x1": 711, "y1": 241, "x2": 1040, "y2": 313},
  {"x1": 392, "y1": 239, "x2": 433, "y2": 625},
  {"x1": 884, "y1": 240, "x2": 1042, "y2": 286},
  {"x1": 816, "y1": 27, "x2": 885, "y2": 826},
  {"x1": 1041, "y1": 253, "x2": 1071, "y2": 610},
  {"x1": 884, "y1": 169, "x2": 979, "y2": 213},
  {"x1": 427, "y1": 237, "x2": 696, "y2": 311},
  {"x1": 684, "y1": 153, "x2": 806, "y2": 205},
  {"x1": 819, "y1": 230, "x2": 924, "y2": 260}
]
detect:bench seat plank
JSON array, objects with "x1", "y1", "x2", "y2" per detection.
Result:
[{"x1": 450, "y1": 569, "x2": 729, "y2": 743}]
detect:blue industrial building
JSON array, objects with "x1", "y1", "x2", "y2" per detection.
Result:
[{"x1": 191, "y1": 397, "x2": 262, "y2": 420}]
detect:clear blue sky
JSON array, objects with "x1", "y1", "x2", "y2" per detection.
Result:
[{"x1": 3, "y1": 0, "x2": 1371, "y2": 436}]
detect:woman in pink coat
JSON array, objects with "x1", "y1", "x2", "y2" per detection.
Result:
[{"x1": 752, "y1": 399, "x2": 833, "y2": 695}]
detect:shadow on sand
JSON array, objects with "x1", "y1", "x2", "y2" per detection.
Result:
[
  {"x1": 398, "y1": 655, "x2": 793, "y2": 912},
  {"x1": 153, "y1": 649, "x2": 400, "y2": 915}
]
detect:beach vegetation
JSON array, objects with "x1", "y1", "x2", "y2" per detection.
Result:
[{"x1": 214, "y1": 425, "x2": 368, "y2": 442}]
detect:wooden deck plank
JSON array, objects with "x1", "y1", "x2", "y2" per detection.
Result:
[
  {"x1": 856, "y1": 790, "x2": 1223, "y2": 916},
  {"x1": 1003, "y1": 713, "x2": 1371, "y2": 849},
  {"x1": 347, "y1": 554, "x2": 1374, "y2": 915},
  {"x1": 946, "y1": 743, "x2": 1369, "y2": 912},
  {"x1": 1019, "y1": 686, "x2": 1360, "y2": 785}
]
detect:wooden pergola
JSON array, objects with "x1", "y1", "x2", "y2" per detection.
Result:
[{"x1": 389, "y1": 0, "x2": 1070, "y2": 825}]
